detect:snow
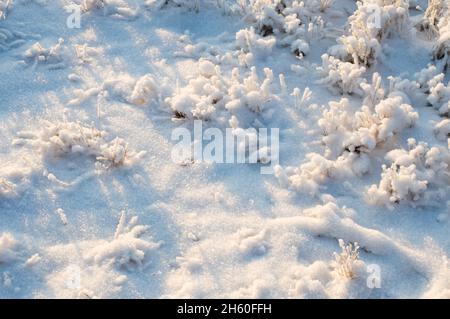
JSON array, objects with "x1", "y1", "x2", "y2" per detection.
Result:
[{"x1": 0, "y1": 0, "x2": 449, "y2": 299}]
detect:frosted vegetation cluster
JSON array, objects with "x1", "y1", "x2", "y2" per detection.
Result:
[
  {"x1": 14, "y1": 121, "x2": 146, "y2": 169},
  {"x1": 166, "y1": 61, "x2": 280, "y2": 127},
  {"x1": 419, "y1": 0, "x2": 450, "y2": 70},
  {"x1": 368, "y1": 138, "x2": 450, "y2": 208},
  {"x1": 77, "y1": 0, "x2": 138, "y2": 19},
  {"x1": 329, "y1": 0, "x2": 411, "y2": 68}
]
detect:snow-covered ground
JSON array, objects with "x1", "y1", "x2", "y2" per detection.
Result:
[{"x1": 0, "y1": 0, "x2": 449, "y2": 299}]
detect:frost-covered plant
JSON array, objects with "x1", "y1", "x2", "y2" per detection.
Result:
[
  {"x1": 80, "y1": 0, "x2": 138, "y2": 19},
  {"x1": 319, "y1": 96, "x2": 418, "y2": 158},
  {"x1": 85, "y1": 212, "x2": 160, "y2": 271},
  {"x1": 428, "y1": 78, "x2": 450, "y2": 116},
  {"x1": 235, "y1": 27, "x2": 277, "y2": 63},
  {"x1": 417, "y1": 0, "x2": 448, "y2": 38},
  {"x1": 0, "y1": 233, "x2": 18, "y2": 264},
  {"x1": 276, "y1": 92, "x2": 418, "y2": 195},
  {"x1": 16, "y1": 121, "x2": 145, "y2": 168},
  {"x1": 418, "y1": 1, "x2": 450, "y2": 69},
  {"x1": 275, "y1": 151, "x2": 371, "y2": 195},
  {"x1": 435, "y1": 119, "x2": 450, "y2": 141},
  {"x1": 22, "y1": 38, "x2": 66, "y2": 69},
  {"x1": 333, "y1": 239, "x2": 360, "y2": 279},
  {"x1": 329, "y1": 0, "x2": 410, "y2": 67},
  {"x1": 433, "y1": 20, "x2": 450, "y2": 71},
  {"x1": 368, "y1": 163, "x2": 428, "y2": 207},
  {"x1": 233, "y1": 0, "x2": 331, "y2": 59},
  {"x1": 361, "y1": 72, "x2": 385, "y2": 107},
  {"x1": 319, "y1": 54, "x2": 367, "y2": 95},
  {"x1": 368, "y1": 139, "x2": 450, "y2": 207},
  {"x1": 150, "y1": 0, "x2": 201, "y2": 11},
  {"x1": 165, "y1": 62, "x2": 281, "y2": 127}
]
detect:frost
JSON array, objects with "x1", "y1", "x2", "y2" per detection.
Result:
[
  {"x1": 428, "y1": 78, "x2": 450, "y2": 116},
  {"x1": 330, "y1": 0, "x2": 411, "y2": 67},
  {"x1": 15, "y1": 121, "x2": 146, "y2": 169},
  {"x1": 333, "y1": 239, "x2": 361, "y2": 279},
  {"x1": 319, "y1": 96, "x2": 418, "y2": 158},
  {"x1": 80, "y1": 0, "x2": 138, "y2": 19},
  {"x1": 435, "y1": 119, "x2": 450, "y2": 141},
  {"x1": 319, "y1": 54, "x2": 366, "y2": 95},
  {"x1": 22, "y1": 38, "x2": 66, "y2": 69},
  {"x1": 235, "y1": 27, "x2": 276, "y2": 60},
  {"x1": 165, "y1": 63, "x2": 281, "y2": 126},
  {"x1": 85, "y1": 213, "x2": 161, "y2": 270},
  {"x1": 45, "y1": 213, "x2": 160, "y2": 298},
  {"x1": 368, "y1": 139, "x2": 450, "y2": 207}
]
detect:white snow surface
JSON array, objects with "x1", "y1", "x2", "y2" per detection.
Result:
[{"x1": 0, "y1": 0, "x2": 449, "y2": 298}]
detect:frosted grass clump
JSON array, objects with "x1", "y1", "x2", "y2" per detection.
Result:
[
  {"x1": 80, "y1": 0, "x2": 138, "y2": 19},
  {"x1": 319, "y1": 54, "x2": 367, "y2": 95},
  {"x1": 15, "y1": 121, "x2": 146, "y2": 169},
  {"x1": 165, "y1": 61, "x2": 281, "y2": 127},
  {"x1": 85, "y1": 212, "x2": 161, "y2": 271},
  {"x1": 368, "y1": 139, "x2": 450, "y2": 208},
  {"x1": 22, "y1": 38, "x2": 67, "y2": 69},
  {"x1": 333, "y1": 239, "x2": 361, "y2": 280},
  {"x1": 329, "y1": 0, "x2": 410, "y2": 67}
]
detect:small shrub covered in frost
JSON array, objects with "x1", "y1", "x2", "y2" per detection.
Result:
[
  {"x1": 329, "y1": 0, "x2": 410, "y2": 67},
  {"x1": 235, "y1": 27, "x2": 277, "y2": 62},
  {"x1": 165, "y1": 62, "x2": 280, "y2": 126},
  {"x1": 435, "y1": 119, "x2": 450, "y2": 141},
  {"x1": 80, "y1": 0, "x2": 138, "y2": 19},
  {"x1": 275, "y1": 151, "x2": 371, "y2": 195},
  {"x1": 368, "y1": 139, "x2": 450, "y2": 207},
  {"x1": 16, "y1": 121, "x2": 145, "y2": 169},
  {"x1": 0, "y1": 233, "x2": 18, "y2": 264},
  {"x1": 234, "y1": 0, "x2": 331, "y2": 58},
  {"x1": 150, "y1": 0, "x2": 200, "y2": 11},
  {"x1": 275, "y1": 91, "x2": 418, "y2": 195},
  {"x1": 319, "y1": 54, "x2": 366, "y2": 95},
  {"x1": 319, "y1": 96, "x2": 418, "y2": 158},
  {"x1": 22, "y1": 38, "x2": 66, "y2": 69},
  {"x1": 419, "y1": 0, "x2": 450, "y2": 70},
  {"x1": 333, "y1": 239, "x2": 361, "y2": 279},
  {"x1": 85, "y1": 212, "x2": 160, "y2": 271},
  {"x1": 427, "y1": 77, "x2": 450, "y2": 116}
]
